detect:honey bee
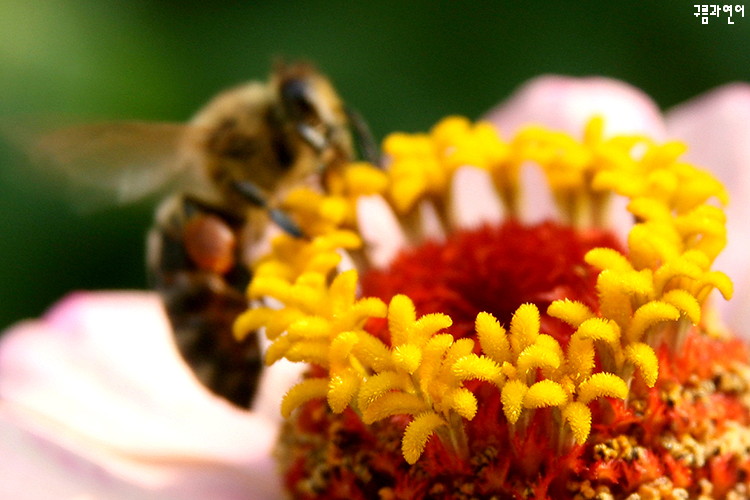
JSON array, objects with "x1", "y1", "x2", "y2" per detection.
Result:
[{"x1": 22, "y1": 62, "x2": 379, "y2": 407}]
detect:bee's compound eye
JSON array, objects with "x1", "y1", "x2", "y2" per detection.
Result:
[
  {"x1": 183, "y1": 214, "x2": 236, "y2": 274},
  {"x1": 280, "y1": 79, "x2": 316, "y2": 122}
]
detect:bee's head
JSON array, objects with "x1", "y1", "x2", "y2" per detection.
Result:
[{"x1": 272, "y1": 61, "x2": 351, "y2": 160}]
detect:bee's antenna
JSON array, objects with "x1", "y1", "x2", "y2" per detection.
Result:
[{"x1": 345, "y1": 106, "x2": 381, "y2": 167}]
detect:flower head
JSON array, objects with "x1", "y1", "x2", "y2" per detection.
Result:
[{"x1": 235, "y1": 88, "x2": 747, "y2": 497}]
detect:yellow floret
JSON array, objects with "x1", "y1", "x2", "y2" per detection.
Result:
[
  {"x1": 524, "y1": 380, "x2": 569, "y2": 409},
  {"x1": 357, "y1": 371, "x2": 407, "y2": 409},
  {"x1": 475, "y1": 311, "x2": 511, "y2": 364},
  {"x1": 281, "y1": 378, "x2": 329, "y2": 418},
  {"x1": 577, "y1": 373, "x2": 628, "y2": 405},
  {"x1": 626, "y1": 301, "x2": 681, "y2": 342},
  {"x1": 445, "y1": 388, "x2": 478, "y2": 419},
  {"x1": 363, "y1": 392, "x2": 430, "y2": 425},
  {"x1": 563, "y1": 402, "x2": 593, "y2": 444},
  {"x1": 392, "y1": 344, "x2": 423, "y2": 374},
  {"x1": 342, "y1": 162, "x2": 389, "y2": 196},
  {"x1": 516, "y1": 342, "x2": 562, "y2": 376},
  {"x1": 402, "y1": 412, "x2": 447, "y2": 464},
  {"x1": 501, "y1": 379, "x2": 529, "y2": 424},
  {"x1": 547, "y1": 299, "x2": 595, "y2": 329},
  {"x1": 328, "y1": 369, "x2": 361, "y2": 413},
  {"x1": 388, "y1": 294, "x2": 417, "y2": 346},
  {"x1": 624, "y1": 342, "x2": 659, "y2": 387},
  {"x1": 585, "y1": 247, "x2": 634, "y2": 273},
  {"x1": 452, "y1": 354, "x2": 503, "y2": 385},
  {"x1": 408, "y1": 313, "x2": 453, "y2": 346},
  {"x1": 661, "y1": 289, "x2": 702, "y2": 325},
  {"x1": 233, "y1": 307, "x2": 274, "y2": 340},
  {"x1": 566, "y1": 336, "x2": 596, "y2": 381},
  {"x1": 575, "y1": 317, "x2": 620, "y2": 346},
  {"x1": 510, "y1": 303, "x2": 541, "y2": 354}
]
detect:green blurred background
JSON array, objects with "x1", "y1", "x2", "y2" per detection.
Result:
[{"x1": 1, "y1": 0, "x2": 749, "y2": 330}]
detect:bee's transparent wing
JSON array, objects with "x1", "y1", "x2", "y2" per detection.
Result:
[{"x1": 6, "y1": 121, "x2": 201, "y2": 209}]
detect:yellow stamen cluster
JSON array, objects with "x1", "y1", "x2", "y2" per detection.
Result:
[{"x1": 234, "y1": 116, "x2": 733, "y2": 464}]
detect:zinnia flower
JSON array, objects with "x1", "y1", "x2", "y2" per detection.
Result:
[{"x1": 2, "y1": 76, "x2": 749, "y2": 499}]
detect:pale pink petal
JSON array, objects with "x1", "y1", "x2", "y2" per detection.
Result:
[
  {"x1": 484, "y1": 75, "x2": 667, "y2": 139},
  {"x1": 252, "y1": 358, "x2": 303, "y2": 424},
  {"x1": 0, "y1": 291, "x2": 282, "y2": 499},
  {"x1": 449, "y1": 166, "x2": 504, "y2": 229},
  {"x1": 0, "y1": 406, "x2": 151, "y2": 499},
  {"x1": 485, "y1": 75, "x2": 664, "y2": 139},
  {"x1": 482, "y1": 76, "x2": 667, "y2": 234},
  {"x1": 357, "y1": 195, "x2": 408, "y2": 268},
  {"x1": 666, "y1": 83, "x2": 750, "y2": 335}
]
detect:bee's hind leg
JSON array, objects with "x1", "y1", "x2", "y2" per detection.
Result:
[{"x1": 148, "y1": 194, "x2": 258, "y2": 407}]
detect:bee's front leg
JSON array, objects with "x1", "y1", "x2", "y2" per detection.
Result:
[
  {"x1": 147, "y1": 194, "x2": 259, "y2": 407},
  {"x1": 231, "y1": 179, "x2": 305, "y2": 238}
]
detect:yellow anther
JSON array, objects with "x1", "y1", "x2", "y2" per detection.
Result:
[
  {"x1": 443, "y1": 338, "x2": 476, "y2": 368},
  {"x1": 287, "y1": 316, "x2": 331, "y2": 340},
  {"x1": 547, "y1": 299, "x2": 595, "y2": 328},
  {"x1": 700, "y1": 270, "x2": 734, "y2": 300},
  {"x1": 566, "y1": 336, "x2": 596, "y2": 381},
  {"x1": 351, "y1": 331, "x2": 394, "y2": 372},
  {"x1": 392, "y1": 344, "x2": 423, "y2": 374},
  {"x1": 577, "y1": 373, "x2": 628, "y2": 405},
  {"x1": 575, "y1": 318, "x2": 620, "y2": 345},
  {"x1": 281, "y1": 378, "x2": 329, "y2": 418},
  {"x1": 233, "y1": 307, "x2": 273, "y2": 340},
  {"x1": 328, "y1": 369, "x2": 360, "y2": 413},
  {"x1": 330, "y1": 331, "x2": 360, "y2": 368},
  {"x1": 475, "y1": 312, "x2": 510, "y2": 364},
  {"x1": 626, "y1": 301, "x2": 681, "y2": 342},
  {"x1": 402, "y1": 412, "x2": 446, "y2": 464},
  {"x1": 328, "y1": 269, "x2": 358, "y2": 308},
  {"x1": 661, "y1": 289, "x2": 701, "y2": 325},
  {"x1": 510, "y1": 303, "x2": 541, "y2": 354},
  {"x1": 524, "y1": 380, "x2": 568, "y2": 409},
  {"x1": 452, "y1": 354, "x2": 503, "y2": 384},
  {"x1": 585, "y1": 247, "x2": 634, "y2": 273},
  {"x1": 501, "y1": 379, "x2": 529, "y2": 424},
  {"x1": 409, "y1": 313, "x2": 453, "y2": 346},
  {"x1": 363, "y1": 392, "x2": 430, "y2": 425},
  {"x1": 357, "y1": 371, "x2": 407, "y2": 409},
  {"x1": 445, "y1": 388, "x2": 479, "y2": 419},
  {"x1": 284, "y1": 340, "x2": 329, "y2": 366},
  {"x1": 624, "y1": 342, "x2": 659, "y2": 387},
  {"x1": 388, "y1": 295, "x2": 417, "y2": 346},
  {"x1": 516, "y1": 343, "x2": 561, "y2": 376},
  {"x1": 343, "y1": 162, "x2": 389, "y2": 196},
  {"x1": 563, "y1": 402, "x2": 593, "y2": 444}
]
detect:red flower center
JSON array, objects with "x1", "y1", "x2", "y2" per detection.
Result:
[{"x1": 361, "y1": 220, "x2": 623, "y2": 342}]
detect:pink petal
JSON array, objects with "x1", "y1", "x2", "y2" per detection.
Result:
[
  {"x1": 483, "y1": 75, "x2": 667, "y2": 140},
  {"x1": 666, "y1": 83, "x2": 750, "y2": 335},
  {"x1": 483, "y1": 75, "x2": 667, "y2": 235},
  {"x1": 0, "y1": 291, "x2": 282, "y2": 499},
  {"x1": 0, "y1": 406, "x2": 149, "y2": 499},
  {"x1": 357, "y1": 195, "x2": 409, "y2": 268},
  {"x1": 449, "y1": 166, "x2": 504, "y2": 229}
]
